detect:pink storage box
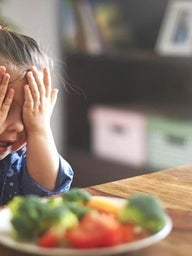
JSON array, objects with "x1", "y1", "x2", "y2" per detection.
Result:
[{"x1": 89, "y1": 105, "x2": 147, "y2": 167}]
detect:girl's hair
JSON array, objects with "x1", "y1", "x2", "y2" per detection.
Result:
[{"x1": 0, "y1": 23, "x2": 52, "y2": 71}]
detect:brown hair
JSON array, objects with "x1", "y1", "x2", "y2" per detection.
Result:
[{"x1": 0, "y1": 23, "x2": 52, "y2": 71}]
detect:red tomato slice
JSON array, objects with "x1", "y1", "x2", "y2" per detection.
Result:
[
  {"x1": 119, "y1": 223, "x2": 135, "y2": 243},
  {"x1": 65, "y1": 211, "x2": 122, "y2": 248},
  {"x1": 38, "y1": 231, "x2": 60, "y2": 247}
]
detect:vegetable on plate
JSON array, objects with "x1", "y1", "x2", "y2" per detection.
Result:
[{"x1": 7, "y1": 188, "x2": 168, "y2": 249}]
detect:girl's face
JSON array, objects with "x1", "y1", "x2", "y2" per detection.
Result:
[{"x1": 0, "y1": 66, "x2": 27, "y2": 160}]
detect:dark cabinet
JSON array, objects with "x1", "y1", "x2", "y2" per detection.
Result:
[{"x1": 64, "y1": 51, "x2": 192, "y2": 187}]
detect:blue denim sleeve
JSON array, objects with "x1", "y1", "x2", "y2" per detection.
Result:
[{"x1": 21, "y1": 156, "x2": 74, "y2": 196}]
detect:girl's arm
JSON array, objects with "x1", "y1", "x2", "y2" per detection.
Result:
[{"x1": 23, "y1": 66, "x2": 60, "y2": 190}]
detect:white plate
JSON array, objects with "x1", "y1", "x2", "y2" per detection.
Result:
[{"x1": 0, "y1": 197, "x2": 172, "y2": 256}]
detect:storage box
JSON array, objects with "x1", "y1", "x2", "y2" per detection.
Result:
[
  {"x1": 148, "y1": 117, "x2": 192, "y2": 169},
  {"x1": 89, "y1": 105, "x2": 147, "y2": 167}
]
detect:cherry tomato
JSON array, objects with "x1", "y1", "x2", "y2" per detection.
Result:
[
  {"x1": 65, "y1": 211, "x2": 122, "y2": 248},
  {"x1": 38, "y1": 230, "x2": 60, "y2": 247}
]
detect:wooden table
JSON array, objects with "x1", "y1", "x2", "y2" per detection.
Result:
[{"x1": 0, "y1": 165, "x2": 192, "y2": 255}]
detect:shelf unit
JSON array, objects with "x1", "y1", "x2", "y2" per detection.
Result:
[{"x1": 64, "y1": 51, "x2": 192, "y2": 187}]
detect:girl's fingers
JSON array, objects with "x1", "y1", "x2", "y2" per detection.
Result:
[
  {"x1": 31, "y1": 66, "x2": 46, "y2": 98},
  {"x1": 0, "y1": 73, "x2": 10, "y2": 105},
  {"x1": 1, "y1": 88, "x2": 14, "y2": 114},
  {"x1": 43, "y1": 67, "x2": 51, "y2": 98},
  {"x1": 51, "y1": 88, "x2": 58, "y2": 107},
  {"x1": 25, "y1": 67, "x2": 57, "y2": 112},
  {"x1": 26, "y1": 71, "x2": 39, "y2": 106},
  {"x1": 0, "y1": 66, "x2": 6, "y2": 72},
  {"x1": 0, "y1": 66, "x2": 6, "y2": 85},
  {"x1": 0, "y1": 72, "x2": 13, "y2": 120},
  {"x1": 23, "y1": 84, "x2": 33, "y2": 109}
]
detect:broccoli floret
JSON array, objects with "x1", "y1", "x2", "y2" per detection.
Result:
[
  {"x1": 65, "y1": 202, "x2": 91, "y2": 219},
  {"x1": 119, "y1": 194, "x2": 166, "y2": 233},
  {"x1": 47, "y1": 196, "x2": 64, "y2": 207},
  {"x1": 56, "y1": 209, "x2": 78, "y2": 231},
  {"x1": 8, "y1": 195, "x2": 78, "y2": 240},
  {"x1": 8, "y1": 195, "x2": 24, "y2": 214},
  {"x1": 9, "y1": 195, "x2": 50, "y2": 239},
  {"x1": 47, "y1": 189, "x2": 91, "y2": 208},
  {"x1": 61, "y1": 188, "x2": 91, "y2": 203}
]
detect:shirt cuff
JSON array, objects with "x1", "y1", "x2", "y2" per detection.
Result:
[{"x1": 21, "y1": 156, "x2": 74, "y2": 197}]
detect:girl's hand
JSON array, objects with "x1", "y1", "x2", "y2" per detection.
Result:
[
  {"x1": 0, "y1": 66, "x2": 14, "y2": 128},
  {"x1": 23, "y1": 66, "x2": 58, "y2": 136}
]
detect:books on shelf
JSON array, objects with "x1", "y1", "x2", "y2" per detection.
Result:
[
  {"x1": 60, "y1": 0, "x2": 132, "y2": 54},
  {"x1": 60, "y1": 0, "x2": 103, "y2": 54},
  {"x1": 74, "y1": 0, "x2": 103, "y2": 54},
  {"x1": 91, "y1": 0, "x2": 133, "y2": 52},
  {"x1": 60, "y1": 0, "x2": 79, "y2": 53}
]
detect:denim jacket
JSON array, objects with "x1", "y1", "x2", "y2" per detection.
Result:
[{"x1": 0, "y1": 147, "x2": 73, "y2": 205}]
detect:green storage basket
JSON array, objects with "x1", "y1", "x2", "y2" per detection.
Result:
[{"x1": 148, "y1": 116, "x2": 192, "y2": 169}]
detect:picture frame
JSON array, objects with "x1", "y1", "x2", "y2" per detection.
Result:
[{"x1": 155, "y1": 0, "x2": 192, "y2": 56}]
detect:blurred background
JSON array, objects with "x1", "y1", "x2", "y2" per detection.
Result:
[{"x1": 1, "y1": 0, "x2": 192, "y2": 187}]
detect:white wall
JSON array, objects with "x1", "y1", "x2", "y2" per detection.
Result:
[{"x1": 1, "y1": 0, "x2": 66, "y2": 154}]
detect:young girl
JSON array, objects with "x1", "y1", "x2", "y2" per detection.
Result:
[{"x1": 0, "y1": 24, "x2": 73, "y2": 205}]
